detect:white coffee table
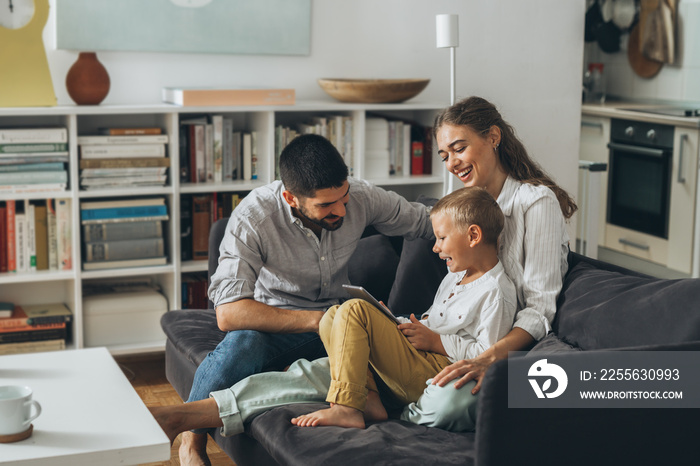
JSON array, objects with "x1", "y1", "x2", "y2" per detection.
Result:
[{"x1": 0, "y1": 347, "x2": 170, "y2": 465}]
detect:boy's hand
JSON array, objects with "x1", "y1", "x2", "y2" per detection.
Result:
[{"x1": 398, "y1": 314, "x2": 445, "y2": 354}]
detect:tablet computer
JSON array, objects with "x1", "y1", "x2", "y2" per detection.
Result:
[{"x1": 342, "y1": 284, "x2": 400, "y2": 324}]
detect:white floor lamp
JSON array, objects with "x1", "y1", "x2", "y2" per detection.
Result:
[{"x1": 436, "y1": 13, "x2": 459, "y2": 195}]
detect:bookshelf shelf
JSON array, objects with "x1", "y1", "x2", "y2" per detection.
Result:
[{"x1": 0, "y1": 101, "x2": 444, "y2": 355}]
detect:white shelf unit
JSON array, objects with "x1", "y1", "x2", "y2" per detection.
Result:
[{"x1": 0, "y1": 101, "x2": 444, "y2": 355}]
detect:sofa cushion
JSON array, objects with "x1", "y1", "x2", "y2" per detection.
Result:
[
  {"x1": 388, "y1": 196, "x2": 447, "y2": 318},
  {"x1": 553, "y1": 260, "x2": 700, "y2": 350},
  {"x1": 161, "y1": 309, "x2": 226, "y2": 366},
  {"x1": 528, "y1": 333, "x2": 582, "y2": 354},
  {"x1": 247, "y1": 403, "x2": 475, "y2": 466}
]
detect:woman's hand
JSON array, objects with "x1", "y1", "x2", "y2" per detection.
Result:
[
  {"x1": 398, "y1": 314, "x2": 445, "y2": 354},
  {"x1": 430, "y1": 353, "x2": 497, "y2": 394}
]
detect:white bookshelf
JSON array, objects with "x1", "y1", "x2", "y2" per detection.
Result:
[{"x1": 0, "y1": 101, "x2": 444, "y2": 355}]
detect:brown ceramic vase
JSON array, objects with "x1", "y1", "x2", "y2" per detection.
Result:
[{"x1": 65, "y1": 52, "x2": 111, "y2": 105}]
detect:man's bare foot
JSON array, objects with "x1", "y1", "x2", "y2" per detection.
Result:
[
  {"x1": 179, "y1": 431, "x2": 211, "y2": 466},
  {"x1": 291, "y1": 404, "x2": 365, "y2": 428},
  {"x1": 364, "y1": 390, "x2": 388, "y2": 422}
]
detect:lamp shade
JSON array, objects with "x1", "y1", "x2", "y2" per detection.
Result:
[{"x1": 436, "y1": 14, "x2": 459, "y2": 48}]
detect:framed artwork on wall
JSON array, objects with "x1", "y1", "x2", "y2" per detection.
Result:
[{"x1": 56, "y1": 0, "x2": 311, "y2": 56}]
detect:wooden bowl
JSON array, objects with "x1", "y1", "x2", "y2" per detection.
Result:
[{"x1": 317, "y1": 78, "x2": 430, "y2": 103}]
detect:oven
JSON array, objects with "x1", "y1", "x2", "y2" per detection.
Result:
[
  {"x1": 607, "y1": 118, "x2": 674, "y2": 239},
  {"x1": 603, "y1": 116, "x2": 699, "y2": 276}
]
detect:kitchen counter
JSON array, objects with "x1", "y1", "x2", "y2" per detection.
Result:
[{"x1": 582, "y1": 101, "x2": 700, "y2": 129}]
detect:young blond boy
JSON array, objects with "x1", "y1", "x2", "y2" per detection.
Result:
[{"x1": 291, "y1": 186, "x2": 517, "y2": 430}]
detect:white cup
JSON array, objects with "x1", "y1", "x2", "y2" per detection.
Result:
[{"x1": 0, "y1": 385, "x2": 42, "y2": 436}]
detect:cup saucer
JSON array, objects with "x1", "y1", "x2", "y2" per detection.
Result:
[{"x1": 0, "y1": 424, "x2": 33, "y2": 443}]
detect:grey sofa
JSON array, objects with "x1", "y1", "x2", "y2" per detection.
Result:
[{"x1": 162, "y1": 214, "x2": 700, "y2": 466}]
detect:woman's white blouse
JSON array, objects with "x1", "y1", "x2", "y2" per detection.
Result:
[{"x1": 496, "y1": 177, "x2": 570, "y2": 341}]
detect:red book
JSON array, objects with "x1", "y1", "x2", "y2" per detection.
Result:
[
  {"x1": 6, "y1": 200, "x2": 16, "y2": 272},
  {"x1": 411, "y1": 141, "x2": 424, "y2": 175},
  {"x1": 0, "y1": 306, "x2": 67, "y2": 332},
  {"x1": 0, "y1": 203, "x2": 6, "y2": 273}
]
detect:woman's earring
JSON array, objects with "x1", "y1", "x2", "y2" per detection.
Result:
[{"x1": 494, "y1": 143, "x2": 499, "y2": 152}]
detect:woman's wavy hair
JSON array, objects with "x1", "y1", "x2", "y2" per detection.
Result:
[{"x1": 434, "y1": 96, "x2": 577, "y2": 219}]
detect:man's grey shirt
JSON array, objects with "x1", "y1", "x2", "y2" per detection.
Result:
[{"x1": 208, "y1": 178, "x2": 433, "y2": 311}]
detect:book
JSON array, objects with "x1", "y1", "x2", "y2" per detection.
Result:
[
  {"x1": 0, "y1": 170, "x2": 68, "y2": 185},
  {"x1": 0, "y1": 204, "x2": 6, "y2": 273},
  {"x1": 47, "y1": 199, "x2": 58, "y2": 270},
  {"x1": 251, "y1": 131, "x2": 258, "y2": 180},
  {"x1": 98, "y1": 127, "x2": 162, "y2": 136},
  {"x1": 0, "y1": 304, "x2": 72, "y2": 328},
  {"x1": 81, "y1": 256, "x2": 167, "y2": 270},
  {"x1": 77, "y1": 134, "x2": 169, "y2": 145},
  {"x1": 193, "y1": 124, "x2": 206, "y2": 182},
  {"x1": 232, "y1": 131, "x2": 242, "y2": 180},
  {"x1": 222, "y1": 118, "x2": 234, "y2": 182},
  {"x1": 0, "y1": 127, "x2": 68, "y2": 144},
  {"x1": 0, "y1": 143, "x2": 68, "y2": 153},
  {"x1": 0, "y1": 326, "x2": 67, "y2": 343},
  {"x1": 6, "y1": 200, "x2": 16, "y2": 272},
  {"x1": 56, "y1": 199, "x2": 72, "y2": 270},
  {"x1": 178, "y1": 125, "x2": 190, "y2": 183},
  {"x1": 80, "y1": 174, "x2": 167, "y2": 187},
  {"x1": 80, "y1": 144, "x2": 166, "y2": 159},
  {"x1": 242, "y1": 132, "x2": 252, "y2": 181},
  {"x1": 0, "y1": 339, "x2": 65, "y2": 355},
  {"x1": 180, "y1": 195, "x2": 193, "y2": 261},
  {"x1": 0, "y1": 154, "x2": 70, "y2": 164},
  {"x1": 0, "y1": 162, "x2": 65, "y2": 172},
  {"x1": 212, "y1": 115, "x2": 223, "y2": 182},
  {"x1": 15, "y1": 202, "x2": 27, "y2": 272},
  {"x1": 0, "y1": 183, "x2": 67, "y2": 195},
  {"x1": 162, "y1": 87, "x2": 296, "y2": 106},
  {"x1": 26, "y1": 201, "x2": 36, "y2": 271},
  {"x1": 408, "y1": 141, "x2": 423, "y2": 176},
  {"x1": 34, "y1": 203, "x2": 49, "y2": 270},
  {"x1": 81, "y1": 197, "x2": 165, "y2": 210},
  {"x1": 192, "y1": 195, "x2": 211, "y2": 260},
  {"x1": 83, "y1": 220, "x2": 163, "y2": 242},
  {"x1": 80, "y1": 204, "x2": 168, "y2": 222},
  {"x1": 84, "y1": 237, "x2": 165, "y2": 262},
  {"x1": 0, "y1": 302, "x2": 12, "y2": 318},
  {"x1": 79, "y1": 158, "x2": 170, "y2": 169},
  {"x1": 204, "y1": 124, "x2": 214, "y2": 182},
  {"x1": 80, "y1": 166, "x2": 168, "y2": 177}
]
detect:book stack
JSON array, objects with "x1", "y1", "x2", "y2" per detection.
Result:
[
  {"x1": 0, "y1": 199, "x2": 72, "y2": 273},
  {"x1": 180, "y1": 193, "x2": 243, "y2": 261},
  {"x1": 80, "y1": 197, "x2": 169, "y2": 270},
  {"x1": 275, "y1": 115, "x2": 354, "y2": 177},
  {"x1": 179, "y1": 115, "x2": 258, "y2": 184},
  {"x1": 365, "y1": 118, "x2": 433, "y2": 177},
  {"x1": 78, "y1": 127, "x2": 169, "y2": 190},
  {"x1": 0, "y1": 302, "x2": 72, "y2": 355},
  {"x1": 0, "y1": 127, "x2": 69, "y2": 194}
]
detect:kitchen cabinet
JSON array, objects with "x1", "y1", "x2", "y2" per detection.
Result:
[{"x1": 0, "y1": 102, "x2": 444, "y2": 355}]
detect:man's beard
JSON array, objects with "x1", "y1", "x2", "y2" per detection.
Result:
[{"x1": 296, "y1": 204, "x2": 344, "y2": 231}]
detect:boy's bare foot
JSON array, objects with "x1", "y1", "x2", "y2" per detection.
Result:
[
  {"x1": 291, "y1": 404, "x2": 365, "y2": 428},
  {"x1": 179, "y1": 431, "x2": 211, "y2": 466},
  {"x1": 364, "y1": 390, "x2": 388, "y2": 422}
]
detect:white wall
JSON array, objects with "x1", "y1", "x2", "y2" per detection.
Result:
[
  {"x1": 586, "y1": 0, "x2": 700, "y2": 102},
  {"x1": 44, "y1": 0, "x2": 584, "y2": 209}
]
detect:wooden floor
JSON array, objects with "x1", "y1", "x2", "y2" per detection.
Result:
[{"x1": 115, "y1": 352, "x2": 236, "y2": 466}]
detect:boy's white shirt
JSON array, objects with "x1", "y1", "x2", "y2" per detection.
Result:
[{"x1": 397, "y1": 261, "x2": 517, "y2": 362}]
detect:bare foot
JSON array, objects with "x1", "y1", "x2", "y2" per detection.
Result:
[
  {"x1": 179, "y1": 431, "x2": 211, "y2": 466},
  {"x1": 364, "y1": 390, "x2": 388, "y2": 422},
  {"x1": 291, "y1": 404, "x2": 365, "y2": 428}
]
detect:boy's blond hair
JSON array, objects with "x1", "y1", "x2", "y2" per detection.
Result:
[{"x1": 430, "y1": 186, "x2": 504, "y2": 246}]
